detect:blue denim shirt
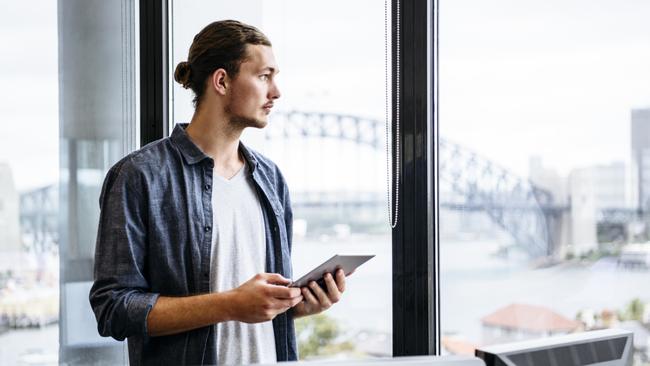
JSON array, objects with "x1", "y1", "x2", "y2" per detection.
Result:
[{"x1": 89, "y1": 123, "x2": 297, "y2": 365}]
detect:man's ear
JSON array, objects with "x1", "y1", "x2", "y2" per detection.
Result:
[{"x1": 210, "y1": 68, "x2": 228, "y2": 95}]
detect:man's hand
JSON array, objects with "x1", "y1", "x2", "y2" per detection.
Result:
[
  {"x1": 228, "y1": 273, "x2": 303, "y2": 323},
  {"x1": 291, "y1": 268, "x2": 346, "y2": 318}
]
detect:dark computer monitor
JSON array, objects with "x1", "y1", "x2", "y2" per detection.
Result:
[
  {"x1": 269, "y1": 355, "x2": 486, "y2": 365},
  {"x1": 475, "y1": 328, "x2": 633, "y2": 366}
]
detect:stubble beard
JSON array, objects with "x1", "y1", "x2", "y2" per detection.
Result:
[{"x1": 225, "y1": 104, "x2": 268, "y2": 131}]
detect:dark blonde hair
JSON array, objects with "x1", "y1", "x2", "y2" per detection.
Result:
[{"x1": 174, "y1": 20, "x2": 271, "y2": 108}]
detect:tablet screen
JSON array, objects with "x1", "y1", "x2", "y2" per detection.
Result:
[{"x1": 289, "y1": 254, "x2": 375, "y2": 288}]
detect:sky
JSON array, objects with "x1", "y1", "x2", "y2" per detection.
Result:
[
  {"x1": 439, "y1": 0, "x2": 650, "y2": 177},
  {"x1": 0, "y1": 1, "x2": 58, "y2": 191},
  {"x1": 1, "y1": 0, "x2": 649, "y2": 191}
]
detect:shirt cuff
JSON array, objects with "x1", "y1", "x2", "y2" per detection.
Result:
[{"x1": 126, "y1": 291, "x2": 160, "y2": 337}]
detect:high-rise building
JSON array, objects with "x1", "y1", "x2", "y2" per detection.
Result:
[{"x1": 631, "y1": 108, "x2": 650, "y2": 211}]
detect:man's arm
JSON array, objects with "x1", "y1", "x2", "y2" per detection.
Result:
[
  {"x1": 147, "y1": 273, "x2": 302, "y2": 337},
  {"x1": 90, "y1": 161, "x2": 303, "y2": 340},
  {"x1": 146, "y1": 292, "x2": 232, "y2": 337},
  {"x1": 90, "y1": 160, "x2": 157, "y2": 341}
]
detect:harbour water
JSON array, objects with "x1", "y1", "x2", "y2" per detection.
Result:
[{"x1": 294, "y1": 234, "x2": 650, "y2": 348}]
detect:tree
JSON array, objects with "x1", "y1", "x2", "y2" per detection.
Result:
[
  {"x1": 295, "y1": 313, "x2": 355, "y2": 358},
  {"x1": 620, "y1": 298, "x2": 645, "y2": 322}
]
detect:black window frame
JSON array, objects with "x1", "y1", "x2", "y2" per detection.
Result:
[
  {"x1": 140, "y1": 0, "x2": 169, "y2": 145},
  {"x1": 139, "y1": 0, "x2": 440, "y2": 357},
  {"x1": 391, "y1": 0, "x2": 438, "y2": 356}
]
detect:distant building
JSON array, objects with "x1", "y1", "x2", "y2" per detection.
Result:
[
  {"x1": 568, "y1": 162, "x2": 627, "y2": 254},
  {"x1": 0, "y1": 163, "x2": 21, "y2": 254},
  {"x1": 529, "y1": 156, "x2": 568, "y2": 206},
  {"x1": 618, "y1": 243, "x2": 650, "y2": 268},
  {"x1": 481, "y1": 303, "x2": 582, "y2": 345},
  {"x1": 631, "y1": 108, "x2": 650, "y2": 211},
  {"x1": 569, "y1": 162, "x2": 628, "y2": 211}
]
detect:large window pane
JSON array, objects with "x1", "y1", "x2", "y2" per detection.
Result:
[
  {"x1": 0, "y1": 1, "x2": 139, "y2": 364},
  {"x1": 58, "y1": 0, "x2": 138, "y2": 363},
  {"x1": 0, "y1": 2, "x2": 59, "y2": 364},
  {"x1": 440, "y1": 1, "x2": 650, "y2": 365},
  {"x1": 172, "y1": 0, "x2": 391, "y2": 360}
]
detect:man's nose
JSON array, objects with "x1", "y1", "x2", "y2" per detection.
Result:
[{"x1": 269, "y1": 82, "x2": 281, "y2": 100}]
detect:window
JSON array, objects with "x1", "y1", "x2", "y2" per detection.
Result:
[
  {"x1": 171, "y1": 0, "x2": 392, "y2": 359},
  {"x1": 1, "y1": 1, "x2": 436, "y2": 363},
  {"x1": 58, "y1": 0, "x2": 139, "y2": 361},
  {"x1": 439, "y1": 1, "x2": 650, "y2": 365},
  {"x1": 0, "y1": 1, "x2": 139, "y2": 364},
  {"x1": 0, "y1": 2, "x2": 59, "y2": 364}
]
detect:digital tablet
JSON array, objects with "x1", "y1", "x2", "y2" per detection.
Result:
[{"x1": 289, "y1": 254, "x2": 375, "y2": 289}]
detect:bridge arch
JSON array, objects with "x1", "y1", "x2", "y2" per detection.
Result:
[{"x1": 266, "y1": 110, "x2": 554, "y2": 257}]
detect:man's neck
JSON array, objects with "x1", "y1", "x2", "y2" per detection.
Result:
[{"x1": 186, "y1": 108, "x2": 245, "y2": 179}]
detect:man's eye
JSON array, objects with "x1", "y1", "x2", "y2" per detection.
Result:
[{"x1": 260, "y1": 74, "x2": 269, "y2": 81}]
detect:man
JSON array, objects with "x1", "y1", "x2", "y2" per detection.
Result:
[{"x1": 89, "y1": 20, "x2": 347, "y2": 365}]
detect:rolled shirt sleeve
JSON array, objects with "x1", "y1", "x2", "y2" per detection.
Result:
[{"x1": 89, "y1": 158, "x2": 159, "y2": 341}]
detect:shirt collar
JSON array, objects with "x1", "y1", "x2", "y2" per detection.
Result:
[
  {"x1": 170, "y1": 123, "x2": 259, "y2": 171},
  {"x1": 238, "y1": 141, "x2": 259, "y2": 173},
  {"x1": 170, "y1": 123, "x2": 208, "y2": 165}
]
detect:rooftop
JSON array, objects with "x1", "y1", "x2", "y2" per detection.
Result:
[{"x1": 481, "y1": 303, "x2": 581, "y2": 333}]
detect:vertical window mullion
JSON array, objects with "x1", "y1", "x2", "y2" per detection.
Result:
[
  {"x1": 139, "y1": 0, "x2": 168, "y2": 145},
  {"x1": 392, "y1": 0, "x2": 437, "y2": 356}
]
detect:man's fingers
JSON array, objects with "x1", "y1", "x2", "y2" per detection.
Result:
[
  {"x1": 266, "y1": 284, "x2": 301, "y2": 299},
  {"x1": 335, "y1": 269, "x2": 346, "y2": 293},
  {"x1": 324, "y1": 273, "x2": 341, "y2": 302},
  {"x1": 277, "y1": 295, "x2": 303, "y2": 309},
  {"x1": 290, "y1": 295, "x2": 303, "y2": 307},
  {"x1": 262, "y1": 273, "x2": 291, "y2": 286},
  {"x1": 309, "y1": 281, "x2": 332, "y2": 308},
  {"x1": 301, "y1": 287, "x2": 318, "y2": 304}
]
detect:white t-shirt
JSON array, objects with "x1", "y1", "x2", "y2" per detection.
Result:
[{"x1": 209, "y1": 161, "x2": 277, "y2": 365}]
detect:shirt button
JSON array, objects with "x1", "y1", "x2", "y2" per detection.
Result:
[
  {"x1": 204, "y1": 184, "x2": 211, "y2": 191},
  {"x1": 204, "y1": 226, "x2": 211, "y2": 232}
]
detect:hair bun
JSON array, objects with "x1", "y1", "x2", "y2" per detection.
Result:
[{"x1": 174, "y1": 61, "x2": 192, "y2": 89}]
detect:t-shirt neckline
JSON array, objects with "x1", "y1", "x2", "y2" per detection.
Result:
[{"x1": 213, "y1": 160, "x2": 247, "y2": 184}]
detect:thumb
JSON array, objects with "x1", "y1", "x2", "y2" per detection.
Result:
[{"x1": 262, "y1": 273, "x2": 291, "y2": 286}]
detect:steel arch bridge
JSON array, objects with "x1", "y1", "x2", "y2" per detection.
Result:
[
  {"x1": 18, "y1": 111, "x2": 571, "y2": 259},
  {"x1": 265, "y1": 110, "x2": 384, "y2": 150},
  {"x1": 266, "y1": 110, "x2": 557, "y2": 257},
  {"x1": 19, "y1": 184, "x2": 58, "y2": 254}
]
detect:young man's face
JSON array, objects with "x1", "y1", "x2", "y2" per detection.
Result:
[{"x1": 225, "y1": 44, "x2": 281, "y2": 129}]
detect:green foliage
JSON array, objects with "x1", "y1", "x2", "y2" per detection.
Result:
[
  {"x1": 578, "y1": 248, "x2": 615, "y2": 262},
  {"x1": 295, "y1": 313, "x2": 355, "y2": 359},
  {"x1": 619, "y1": 298, "x2": 645, "y2": 322}
]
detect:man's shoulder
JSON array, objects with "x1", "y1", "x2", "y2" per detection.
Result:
[
  {"x1": 244, "y1": 146, "x2": 292, "y2": 209},
  {"x1": 246, "y1": 147, "x2": 285, "y2": 182},
  {"x1": 247, "y1": 147, "x2": 278, "y2": 170},
  {"x1": 106, "y1": 137, "x2": 176, "y2": 183}
]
